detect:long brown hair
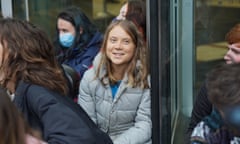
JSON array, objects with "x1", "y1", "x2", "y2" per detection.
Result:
[
  {"x1": 97, "y1": 20, "x2": 149, "y2": 89},
  {"x1": 0, "y1": 18, "x2": 68, "y2": 95},
  {"x1": 126, "y1": 0, "x2": 146, "y2": 40},
  {"x1": 0, "y1": 87, "x2": 37, "y2": 144}
]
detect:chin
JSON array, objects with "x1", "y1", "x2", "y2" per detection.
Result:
[{"x1": 225, "y1": 61, "x2": 233, "y2": 64}]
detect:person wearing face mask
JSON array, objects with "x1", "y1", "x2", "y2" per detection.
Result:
[
  {"x1": 54, "y1": 6, "x2": 103, "y2": 80},
  {"x1": 186, "y1": 23, "x2": 240, "y2": 143},
  {"x1": 190, "y1": 63, "x2": 240, "y2": 144}
]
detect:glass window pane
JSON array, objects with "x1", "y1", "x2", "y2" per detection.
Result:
[{"x1": 12, "y1": 0, "x2": 124, "y2": 40}]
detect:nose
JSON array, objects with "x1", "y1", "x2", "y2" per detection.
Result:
[
  {"x1": 226, "y1": 49, "x2": 231, "y2": 55},
  {"x1": 114, "y1": 41, "x2": 122, "y2": 49},
  {"x1": 224, "y1": 49, "x2": 231, "y2": 57},
  {"x1": 224, "y1": 49, "x2": 231, "y2": 59},
  {"x1": 225, "y1": 45, "x2": 232, "y2": 54},
  {"x1": 59, "y1": 31, "x2": 63, "y2": 35}
]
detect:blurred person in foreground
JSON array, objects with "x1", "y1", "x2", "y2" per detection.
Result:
[{"x1": 0, "y1": 18, "x2": 112, "y2": 144}]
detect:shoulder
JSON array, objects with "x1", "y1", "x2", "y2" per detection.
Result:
[
  {"x1": 82, "y1": 67, "x2": 96, "y2": 81},
  {"x1": 16, "y1": 81, "x2": 50, "y2": 94},
  {"x1": 15, "y1": 81, "x2": 60, "y2": 109},
  {"x1": 92, "y1": 31, "x2": 103, "y2": 41},
  {"x1": 87, "y1": 31, "x2": 103, "y2": 48}
]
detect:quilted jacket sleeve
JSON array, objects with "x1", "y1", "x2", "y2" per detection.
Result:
[{"x1": 77, "y1": 69, "x2": 97, "y2": 123}]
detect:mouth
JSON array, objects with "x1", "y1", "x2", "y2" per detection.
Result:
[
  {"x1": 225, "y1": 60, "x2": 232, "y2": 64},
  {"x1": 113, "y1": 52, "x2": 124, "y2": 57}
]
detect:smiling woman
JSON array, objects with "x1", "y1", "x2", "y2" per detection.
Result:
[
  {"x1": 78, "y1": 20, "x2": 151, "y2": 144},
  {"x1": 106, "y1": 24, "x2": 136, "y2": 77}
]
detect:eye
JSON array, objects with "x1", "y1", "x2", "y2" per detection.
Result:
[
  {"x1": 123, "y1": 39, "x2": 130, "y2": 45},
  {"x1": 110, "y1": 38, "x2": 117, "y2": 43},
  {"x1": 233, "y1": 50, "x2": 240, "y2": 54},
  {"x1": 62, "y1": 29, "x2": 68, "y2": 33},
  {"x1": 59, "y1": 28, "x2": 69, "y2": 33},
  {"x1": 231, "y1": 47, "x2": 240, "y2": 54}
]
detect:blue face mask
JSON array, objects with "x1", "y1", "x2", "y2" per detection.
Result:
[{"x1": 59, "y1": 33, "x2": 75, "y2": 48}]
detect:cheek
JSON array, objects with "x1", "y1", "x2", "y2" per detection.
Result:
[
  {"x1": 70, "y1": 30, "x2": 76, "y2": 37},
  {"x1": 124, "y1": 49, "x2": 136, "y2": 62},
  {"x1": 226, "y1": 52, "x2": 235, "y2": 59},
  {"x1": 234, "y1": 55, "x2": 240, "y2": 63},
  {"x1": 0, "y1": 49, "x2": 3, "y2": 66},
  {"x1": 105, "y1": 44, "x2": 112, "y2": 57},
  {"x1": 127, "y1": 46, "x2": 136, "y2": 57},
  {"x1": 128, "y1": 49, "x2": 135, "y2": 58}
]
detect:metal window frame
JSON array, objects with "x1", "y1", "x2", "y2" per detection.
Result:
[{"x1": 147, "y1": 0, "x2": 171, "y2": 143}]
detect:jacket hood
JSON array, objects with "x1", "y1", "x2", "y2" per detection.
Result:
[{"x1": 86, "y1": 31, "x2": 103, "y2": 48}]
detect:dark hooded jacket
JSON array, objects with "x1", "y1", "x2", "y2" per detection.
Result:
[{"x1": 13, "y1": 81, "x2": 113, "y2": 144}]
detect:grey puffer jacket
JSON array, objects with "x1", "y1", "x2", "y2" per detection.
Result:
[{"x1": 78, "y1": 53, "x2": 152, "y2": 144}]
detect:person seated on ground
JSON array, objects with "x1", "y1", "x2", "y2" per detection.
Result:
[
  {"x1": 54, "y1": 6, "x2": 103, "y2": 80},
  {"x1": 0, "y1": 87, "x2": 47, "y2": 144},
  {"x1": 186, "y1": 23, "x2": 240, "y2": 142},
  {"x1": 190, "y1": 63, "x2": 240, "y2": 144},
  {"x1": 0, "y1": 18, "x2": 112, "y2": 144},
  {"x1": 114, "y1": 0, "x2": 146, "y2": 40},
  {"x1": 78, "y1": 20, "x2": 152, "y2": 144}
]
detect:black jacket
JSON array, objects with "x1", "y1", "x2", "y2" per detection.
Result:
[
  {"x1": 185, "y1": 81, "x2": 213, "y2": 143},
  {"x1": 13, "y1": 81, "x2": 113, "y2": 144}
]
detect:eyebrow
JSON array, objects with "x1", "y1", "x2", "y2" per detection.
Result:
[{"x1": 231, "y1": 47, "x2": 240, "y2": 53}]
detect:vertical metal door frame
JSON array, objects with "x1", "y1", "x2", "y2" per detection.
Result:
[
  {"x1": 25, "y1": 0, "x2": 29, "y2": 20},
  {"x1": 147, "y1": 0, "x2": 171, "y2": 143},
  {"x1": 1, "y1": 0, "x2": 12, "y2": 17},
  {"x1": 1, "y1": 0, "x2": 29, "y2": 20}
]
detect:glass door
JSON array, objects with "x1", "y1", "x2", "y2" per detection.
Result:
[{"x1": 172, "y1": 0, "x2": 240, "y2": 144}]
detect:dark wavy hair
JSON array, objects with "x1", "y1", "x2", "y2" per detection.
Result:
[
  {"x1": 0, "y1": 18, "x2": 68, "y2": 96},
  {"x1": 207, "y1": 63, "x2": 240, "y2": 110},
  {"x1": 97, "y1": 20, "x2": 149, "y2": 88}
]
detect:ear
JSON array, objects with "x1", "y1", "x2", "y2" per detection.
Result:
[{"x1": 79, "y1": 27, "x2": 83, "y2": 34}]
